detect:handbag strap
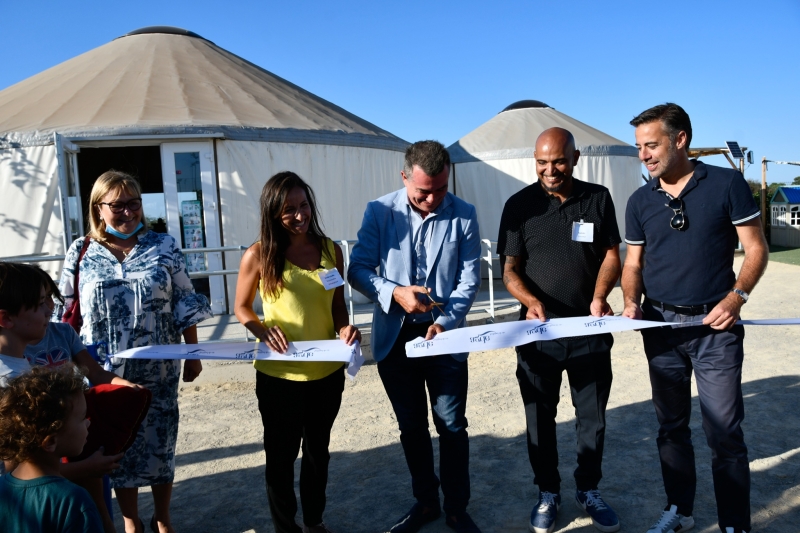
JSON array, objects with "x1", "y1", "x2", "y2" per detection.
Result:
[{"x1": 72, "y1": 236, "x2": 92, "y2": 294}]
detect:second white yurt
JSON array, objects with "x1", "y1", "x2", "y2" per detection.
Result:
[{"x1": 448, "y1": 100, "x2": 642, "y2": 252}]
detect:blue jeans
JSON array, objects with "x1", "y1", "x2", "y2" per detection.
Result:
[
  {"x1": 377, "y1": 321, "x2": 471, "y2": 515},
  {"x1": 642, "y1": 300, "x2": 750, "y2": 532}
]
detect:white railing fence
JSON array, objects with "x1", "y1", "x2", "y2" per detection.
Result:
[{"x1": 1, "y1": 240, "x2": 513, "y2": 323}]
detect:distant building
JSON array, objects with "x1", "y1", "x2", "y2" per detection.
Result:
[{"x1": 770, "y1": 186, "x2": 800, "y2": 247}]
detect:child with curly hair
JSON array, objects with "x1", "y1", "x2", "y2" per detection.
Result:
[
  {"x1": 0, "y1": 365, "x2": 103, "y2": 532},
  {"x1": 1, "y1": 262, "x2": 145, "y2": 532}
]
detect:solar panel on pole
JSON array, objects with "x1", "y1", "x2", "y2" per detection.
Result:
[{"x1": 725, "y1": 141, "x2": 744, "y2": 159}]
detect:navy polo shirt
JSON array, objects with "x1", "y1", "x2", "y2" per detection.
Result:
[{"x1": 625, "y1": 160, "x2": 760, "y2": 306}]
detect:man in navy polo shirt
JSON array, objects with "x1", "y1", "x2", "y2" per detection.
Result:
[{"x1": 621, "y1": 103, "x2": 768, "y2": 533}]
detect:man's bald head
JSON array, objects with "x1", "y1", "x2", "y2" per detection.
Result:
[
  {"x1": 533, "y1": 127, "x2": 580, "y2": 197},
  {"x1": 535, "y1": 127, "x2": 576, "y2": 155}
]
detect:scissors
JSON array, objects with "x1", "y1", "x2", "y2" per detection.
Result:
[{"x1": 424, "y1": 287, "x2": 444, "y2": 318}]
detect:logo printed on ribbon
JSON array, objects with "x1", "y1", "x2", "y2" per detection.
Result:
[
  {"x1": 412, "y1": 340, "x2": 436, "y2": 349},
  {"x1": 469, "y1": 330, "x2": 503, "y2": 344},
  {"x1": 526, "y1": 324, "x2": 549, "y2": 335},
  {"x1": 292, "y1": 347, "x2": 328, "y2": 359},
  {"x1": 234, "y1": 349, "x2": 259, "y2": 360},
  {"x1": 186, "y1": 348, "x2": 216, "y2": 356}
]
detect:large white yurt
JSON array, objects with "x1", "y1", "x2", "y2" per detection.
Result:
[
  {"x1": 0, "y1": 26, "x2": 408, "y2": 314},
  {"x1": 448, "y1": 100, "x2": 642, "y2": 254}
]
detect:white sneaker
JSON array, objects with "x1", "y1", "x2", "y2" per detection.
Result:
[{"x1": 645, "y1": 505, "x2": 695, "y2": 533}]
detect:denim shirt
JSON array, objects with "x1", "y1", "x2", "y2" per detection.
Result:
[{"x1": 404, "y1": 194, "x2": 449, "y2": 323}]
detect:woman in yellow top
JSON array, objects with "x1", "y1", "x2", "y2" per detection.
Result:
[{"x1": 235, "y1": 171, "x2": 360, "y2": 533}]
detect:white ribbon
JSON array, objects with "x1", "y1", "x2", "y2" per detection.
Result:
[
  {"x1": 113, "y1": 340, "x2": 365, "y2": 379},
  {"x1": 404, "y1": 316, "x2": 800, "y2": 358},
  {"x1": 737, "y1": 318, "x2": 800, "y2": 325}
]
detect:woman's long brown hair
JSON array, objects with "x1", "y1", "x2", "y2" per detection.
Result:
[{"x1": 257, "y1": 172, "x2": 332, "y2": 300}]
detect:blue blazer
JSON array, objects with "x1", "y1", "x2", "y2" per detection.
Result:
[{"x1": 347, "y1": 189, "x2": 481, "y2": 362}]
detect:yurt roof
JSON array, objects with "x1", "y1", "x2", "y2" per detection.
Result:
[
  {"x1": 0, "y1": 26, "x2": 407, "y2": 151},
  {"x1": 448, "y1": 100, "x2": 637, "y2": 163}
]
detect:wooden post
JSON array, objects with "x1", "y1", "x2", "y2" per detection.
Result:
[{"x1": 761, "y1": 157, "x2": 768, "y2": 230}]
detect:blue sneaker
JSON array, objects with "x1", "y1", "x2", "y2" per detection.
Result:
[
  {"x1": 529, "y1": 491, "x2": 560, "y2": 533},
  {"x1": 575, "y1": 489, "x2": 620, "y2": 533}
]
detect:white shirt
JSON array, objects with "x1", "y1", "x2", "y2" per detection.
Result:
[{"x1": 0, "y1": 354, "x2": 32, "y2": 387}]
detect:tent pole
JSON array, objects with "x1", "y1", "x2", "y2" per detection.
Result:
[{"x1": 761, "y1": 157, "x2": 768, "y2": 231}]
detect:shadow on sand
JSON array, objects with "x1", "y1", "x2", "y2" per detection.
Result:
[{"x1": 114, "y1": 375, "x2": 800, "y2": 533}]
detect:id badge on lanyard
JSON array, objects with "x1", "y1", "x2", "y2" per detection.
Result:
[{"x1": 572, "y1": 219, "x2": 594, "y2": 243}]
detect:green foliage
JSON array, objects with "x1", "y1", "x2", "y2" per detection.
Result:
[
  {"x1": 793, "y1": 176, "x2": 800, "y2": 185},
  {"x1": 747, "y1": 180, "x2": 784, "y2": 205}
]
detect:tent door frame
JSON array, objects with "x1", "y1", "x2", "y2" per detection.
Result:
[
  {"x1": 54, "y1": 133, "x2": 83, "y2": 253},
  {"x1": 160, "y1": 141, "x2": 225, "y2": 315}
]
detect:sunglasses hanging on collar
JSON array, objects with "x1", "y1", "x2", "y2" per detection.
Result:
[{"x1": 659, "y1": 189, "x2": 687, "y2": 231}]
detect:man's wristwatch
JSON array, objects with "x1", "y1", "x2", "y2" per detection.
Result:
[{"x1": 731, "y1": 288, "x2": 749, "y2": 303}]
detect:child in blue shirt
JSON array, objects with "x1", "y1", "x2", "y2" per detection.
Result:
[{"x1": 0, "y1": 365, "x2": 104, "y2": 533}]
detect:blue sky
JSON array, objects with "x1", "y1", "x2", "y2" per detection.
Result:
[{"x1": 3, "y1": 0, "x2": 799, "y2": 183}]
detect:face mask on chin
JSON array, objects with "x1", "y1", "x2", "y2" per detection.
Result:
[{"x1": 105, "y1": 221, "x2": 143, "y2": 240}]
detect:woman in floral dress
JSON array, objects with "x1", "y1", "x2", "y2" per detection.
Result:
[{"x1": 57, "y1": 170, "x2": 212, "y2": 533}]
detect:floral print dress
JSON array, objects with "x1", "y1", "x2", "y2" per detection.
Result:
[{"x1": 57, "y1": 230, "x2": 212, "y2": 488}]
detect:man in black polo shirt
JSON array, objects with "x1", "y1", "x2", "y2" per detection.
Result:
[
  {"x1": 497, "y1": 127, "x2": 622, "y2": 533},
  {"x1": 621, "y1": 103, "x2": 768, "y2": 533}
]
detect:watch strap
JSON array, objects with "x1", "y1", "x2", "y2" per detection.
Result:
[{"x1": 731, "y1": 288, "x2": 749, "y2": 303}]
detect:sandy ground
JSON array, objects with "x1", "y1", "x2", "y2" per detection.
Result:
[{"x1": 114, "y1": 258, "x2": 800, "y2": 532}]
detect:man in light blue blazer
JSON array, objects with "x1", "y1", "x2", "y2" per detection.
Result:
[{"x1": 348, "y1": 140, "x2": 482, "y2": 533}]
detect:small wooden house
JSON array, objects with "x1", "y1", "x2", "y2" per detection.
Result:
[{"x1": 770, "y1": 186, "x2": 800, "y2": 247}]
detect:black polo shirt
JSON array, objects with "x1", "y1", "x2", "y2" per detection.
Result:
[
  {"x1": 497, "y1": 178, "x2": 621, "y2": 319},
  {"x1": 624, "y1": 160, "x2": 760, "y2": 306}
]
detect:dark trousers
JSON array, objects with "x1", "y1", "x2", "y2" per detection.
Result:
[
  {"x1": 516, "y1": 333, "x2": 613, "y2": 494},
  {"x1": 377, "y1": 321, "x2": 471, "y2": 515},
  {"x1": 642, "y1": 300, "x2": 750, "y2": 532},
  {"x1": 255, "y1": 368, "x2": 344, "y2": 533}
]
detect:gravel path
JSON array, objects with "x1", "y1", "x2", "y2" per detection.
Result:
[{"x1": 115, "y1": 259, "x2": 800, "y2": 532}]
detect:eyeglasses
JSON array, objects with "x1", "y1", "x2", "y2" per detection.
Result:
[
  {"x1": 98, "y1": 198, "x2": 142, "y2": 213},
  {"x1": 665, "y1": 197, "x2": 686, "y2": 230}
]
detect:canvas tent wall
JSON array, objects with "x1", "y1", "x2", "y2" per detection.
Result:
[
  {"x1": 0, "y1": 26, "x2": 407, "y2": 313},
  {"x1": 447, "y1": 100, "x2": 642, "y2": 261}
]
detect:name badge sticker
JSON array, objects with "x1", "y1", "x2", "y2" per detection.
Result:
[
  {"x1": 318, "y1": 268, "x2": 345, "y2": 290},
  {"x1": 571, "y1": 220, "x2": 594, "y2": 243}
]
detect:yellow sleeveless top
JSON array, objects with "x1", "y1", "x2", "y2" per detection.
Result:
[{"x1": 254, "y1": 239, "x2": 344, "y2": 381}]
